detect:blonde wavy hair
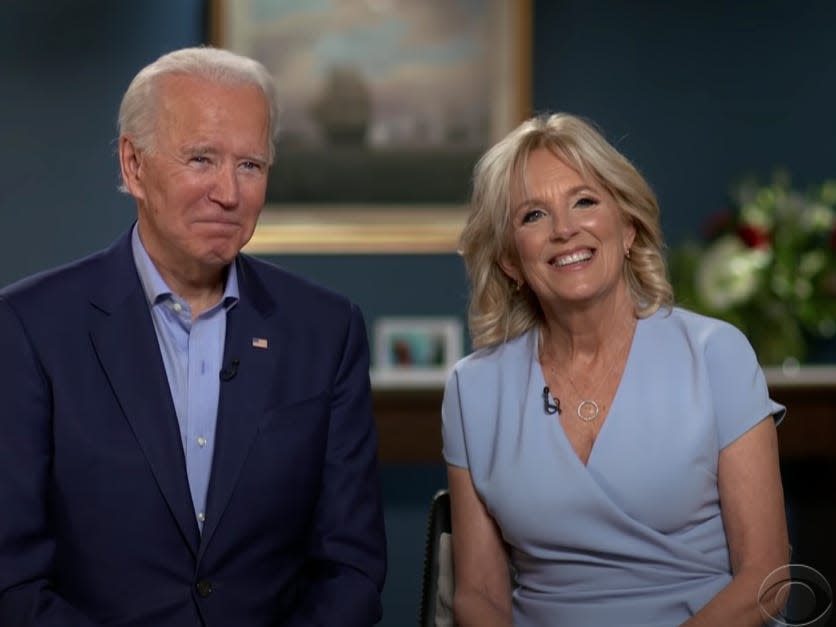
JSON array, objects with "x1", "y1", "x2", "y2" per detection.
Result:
[{"x1": 460, "y1": 113, "x2": 673, "y2": 349}]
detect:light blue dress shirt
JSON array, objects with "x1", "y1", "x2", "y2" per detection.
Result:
[
  {"x1": 443, "y1": 307, "x2": 786, "y2": 626},
  {"x1": 131, "y1": 227, "x2": 239, "y2": 532}
]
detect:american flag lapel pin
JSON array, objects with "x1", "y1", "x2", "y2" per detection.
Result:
[{"x1": 252, "y1": 337, "x2": 269, "y2": 349}]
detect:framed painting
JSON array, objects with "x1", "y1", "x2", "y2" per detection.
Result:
[{"x1": 209, "y1": 0, "x2": 531, "y2": 253}]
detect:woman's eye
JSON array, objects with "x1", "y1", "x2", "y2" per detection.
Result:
[
  {"x1": 574, "y1": 197, "x2": 597, "y2": 208},
  {"x1": 522, "y1": 208, "x2": 545, "y2": 224}
]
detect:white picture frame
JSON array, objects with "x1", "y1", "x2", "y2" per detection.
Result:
[{"x1": 372, "y1": 317, "x2": 464, "y2": 388}]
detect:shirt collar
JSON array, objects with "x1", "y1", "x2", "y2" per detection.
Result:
[{"x1": 130, "y1": 224, "x2": 240, "y2": 310}]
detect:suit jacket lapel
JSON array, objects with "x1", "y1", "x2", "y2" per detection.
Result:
[
  {"x1": 89, "y1": 233, "x2": 200, "y2": 554},
  {"x1": 200, "y1": 257, "x2": 277, "y2": 551}
]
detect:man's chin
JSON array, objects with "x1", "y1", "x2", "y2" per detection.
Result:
[
  {"x1": 198, "y1": 245, "x2": 242, "y2": 269},
  {"x1": 203, "y1": 234, "x2": 249, "y2": 258}
]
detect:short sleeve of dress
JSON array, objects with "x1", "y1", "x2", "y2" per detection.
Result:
[
  {"x1": 441, "y1": 367, "x2": 468, "y2": 468},
  {"x1": 704, "y1": 320, "x2": 786, "y2": 449}
]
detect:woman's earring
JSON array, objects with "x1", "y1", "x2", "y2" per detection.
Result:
[
  {"x1": 515, "y1": 280, "x2": 522, "y2": 292},
  {"x1": 625, "y1": 248, "x2": 631, "y2": 259}
]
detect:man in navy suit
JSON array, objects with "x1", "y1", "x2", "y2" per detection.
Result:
[{"x1": 0, "y1": 47, "x2": 386, "y2": 626}]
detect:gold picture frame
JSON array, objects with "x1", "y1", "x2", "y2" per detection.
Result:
[{"x1": 209, "y1": 0, "x2": 531, "y2": 254}]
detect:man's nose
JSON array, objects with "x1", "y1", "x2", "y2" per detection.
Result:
[{"x1": 209, "y1": 163, "x2": 239, "y2": 208}]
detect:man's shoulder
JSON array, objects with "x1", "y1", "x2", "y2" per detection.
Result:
[
  {"x1": 236, "y1": 253, "x2": 355, "y2": 315},
  {"x1": 0, "y1": 246, "x2": 113, "y2": 307}
]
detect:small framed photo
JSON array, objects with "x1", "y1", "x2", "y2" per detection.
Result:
[{"x1": 372, "y1": 317, "x2": 464, "y2": 388}]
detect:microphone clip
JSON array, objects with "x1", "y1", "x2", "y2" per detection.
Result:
[
  {"x1": 220, "y1": 358, "x2": 239, "y2": 382},
  {"x1": 542, "y1": 386, "x2": 561, "y2": 415}
]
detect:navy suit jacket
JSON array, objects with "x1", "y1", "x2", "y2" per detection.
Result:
[{"x1": 0, "y1": 231, "x2": 386, "y2": 626}]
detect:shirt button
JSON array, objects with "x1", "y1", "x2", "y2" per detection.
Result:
[
  {"x1": 198, "y1": 512, "x2": 206, "y2": 523},
  {"x1": 197, "y1": 436, "x2": 207, "y2": 447},
  {"x1": 172, "y1": 302, "x2": 183, "y2": 313},
  {"x1": 196, "y1": 580, "x2": 213, "y2": 597}
]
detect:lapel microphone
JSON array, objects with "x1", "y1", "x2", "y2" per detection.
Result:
[
  {"x1": 219, "y1": 359, "x2": 240, "y2": 382},
  {"x1": 542, "y1": 386, "x2": 561, "y2": 415}
]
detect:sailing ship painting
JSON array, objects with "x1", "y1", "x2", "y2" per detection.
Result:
[{"x1": 215, "y1": 0, "x2": 514, "y2": 205}]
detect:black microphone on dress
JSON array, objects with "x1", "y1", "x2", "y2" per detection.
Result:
[
  {"x1": 219, "y1": 358, "x2": 239, "y2": 382},
  {"x1": 542, "y1": 386, "x2": 561, "y2": 415}
]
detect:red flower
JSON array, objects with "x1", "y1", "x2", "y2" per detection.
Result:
[{"x1": 737, "y1": 224, "x2": 771, "y2": 249}]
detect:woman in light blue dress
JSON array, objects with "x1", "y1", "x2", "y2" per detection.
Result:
[{"x1": 442, "y1": 113, "x2": 788, "y2": 626}]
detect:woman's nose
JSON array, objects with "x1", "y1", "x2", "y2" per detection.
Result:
[{"x1": 549, "y1": 208, "x2": 578, "y2": 240}]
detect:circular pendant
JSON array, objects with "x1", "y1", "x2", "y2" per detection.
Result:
[{"x1": 577, "y1": 399, "x2": 600, "y2": 422}]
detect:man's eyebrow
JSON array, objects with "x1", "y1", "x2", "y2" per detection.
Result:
[
  {"x1": 184, "y1": 144, "x2": 216, "y2": 155},
  {"x1": 242, "y1": 153, "x2": 269, "y2": 164}
]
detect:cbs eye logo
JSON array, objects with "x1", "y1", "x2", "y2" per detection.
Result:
[{"x1": 758, "y1": 564, "x2": 832, "y2": 626}]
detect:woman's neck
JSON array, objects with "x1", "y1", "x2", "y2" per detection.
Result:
[{"x1": 540, "y1": 292, "x2": 637, "y2": 364}]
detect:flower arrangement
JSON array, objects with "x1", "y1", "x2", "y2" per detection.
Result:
[{"x1": 670, "y1": 172, "x2": 836, "y2": 366}]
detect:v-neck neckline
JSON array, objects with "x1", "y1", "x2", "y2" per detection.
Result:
[{"x1": 532, "y1": 319, "x2": 640, "y2": 468}]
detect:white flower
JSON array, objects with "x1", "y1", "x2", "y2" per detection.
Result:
[
  {"x1": 799, "y1": 250, "x2": 827, "y2": 277},
  {"x1": 740, "y1": 201, "x2": 773, "y2": 230},
  {"x1": 696, "y1": 235, "x2": 771, "y2": 310},
  {"x1": 799, "y1": 202, "x2": 835, "y2": 233}
]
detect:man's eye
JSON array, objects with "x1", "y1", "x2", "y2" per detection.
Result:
[
  {"x1": 240, "y1": 161, "x2": 261, "y2": 171},
  {"x1": 190, "y1": 156, "x2": 210, "y2": 164}
]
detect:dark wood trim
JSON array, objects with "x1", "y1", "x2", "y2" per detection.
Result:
[
  {"x1": 374, "y1": 388, "x2": 444, "y2": 464},
  {"x1": 374, "y1": 383, "x2": 836, "y2": 464},
  {"x1": 770, "y1": 385, "x2": 836, "y2": 459}
]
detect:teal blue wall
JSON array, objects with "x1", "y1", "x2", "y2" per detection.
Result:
[
  {"x1": 3, "y1": 1, "x2": 835, "y2": 624},
  {"x1": 4, "y1": 0, "x2": 836, "y2": 317},
  {"x1": 533, "y1": 0, "x2": 836, "y2": 246},
  {"x1": 1, "y1": 0, "x2": 207, "y2": 286}
]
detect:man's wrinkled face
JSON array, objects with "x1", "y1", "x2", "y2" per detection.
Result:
[{"x1": 124, "y1": 74, "x2": 270, "y2": 275}]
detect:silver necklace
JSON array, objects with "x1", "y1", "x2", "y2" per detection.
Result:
[
  {"x1": 561, "y1": 365, "x2": 617, "y2": 422},
  {"x1": 543, "y1": 321, "x2": 636, "y2": 422}
]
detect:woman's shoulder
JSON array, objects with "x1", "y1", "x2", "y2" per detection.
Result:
[
  {"x1": 640, "y1": 307, "x2": 761, "y2": 387},
  {"x1": 645, "y1": 306, "x2": 750, "y2": 347},
  {"x1": 449, "y1": 327, "x2": 536, "y2": 382}
]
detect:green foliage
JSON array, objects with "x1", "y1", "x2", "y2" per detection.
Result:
[{"x1": 670, "y1": 173, "x2": 836, "y2": 365}]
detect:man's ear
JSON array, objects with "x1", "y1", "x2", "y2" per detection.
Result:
[{"x1": 119, "y1": 135, "x2": 144, "y2": 199}]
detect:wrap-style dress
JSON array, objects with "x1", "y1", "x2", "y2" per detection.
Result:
[{"x1": 442, "y1": 307, "x2": 785, "y2": 626}]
